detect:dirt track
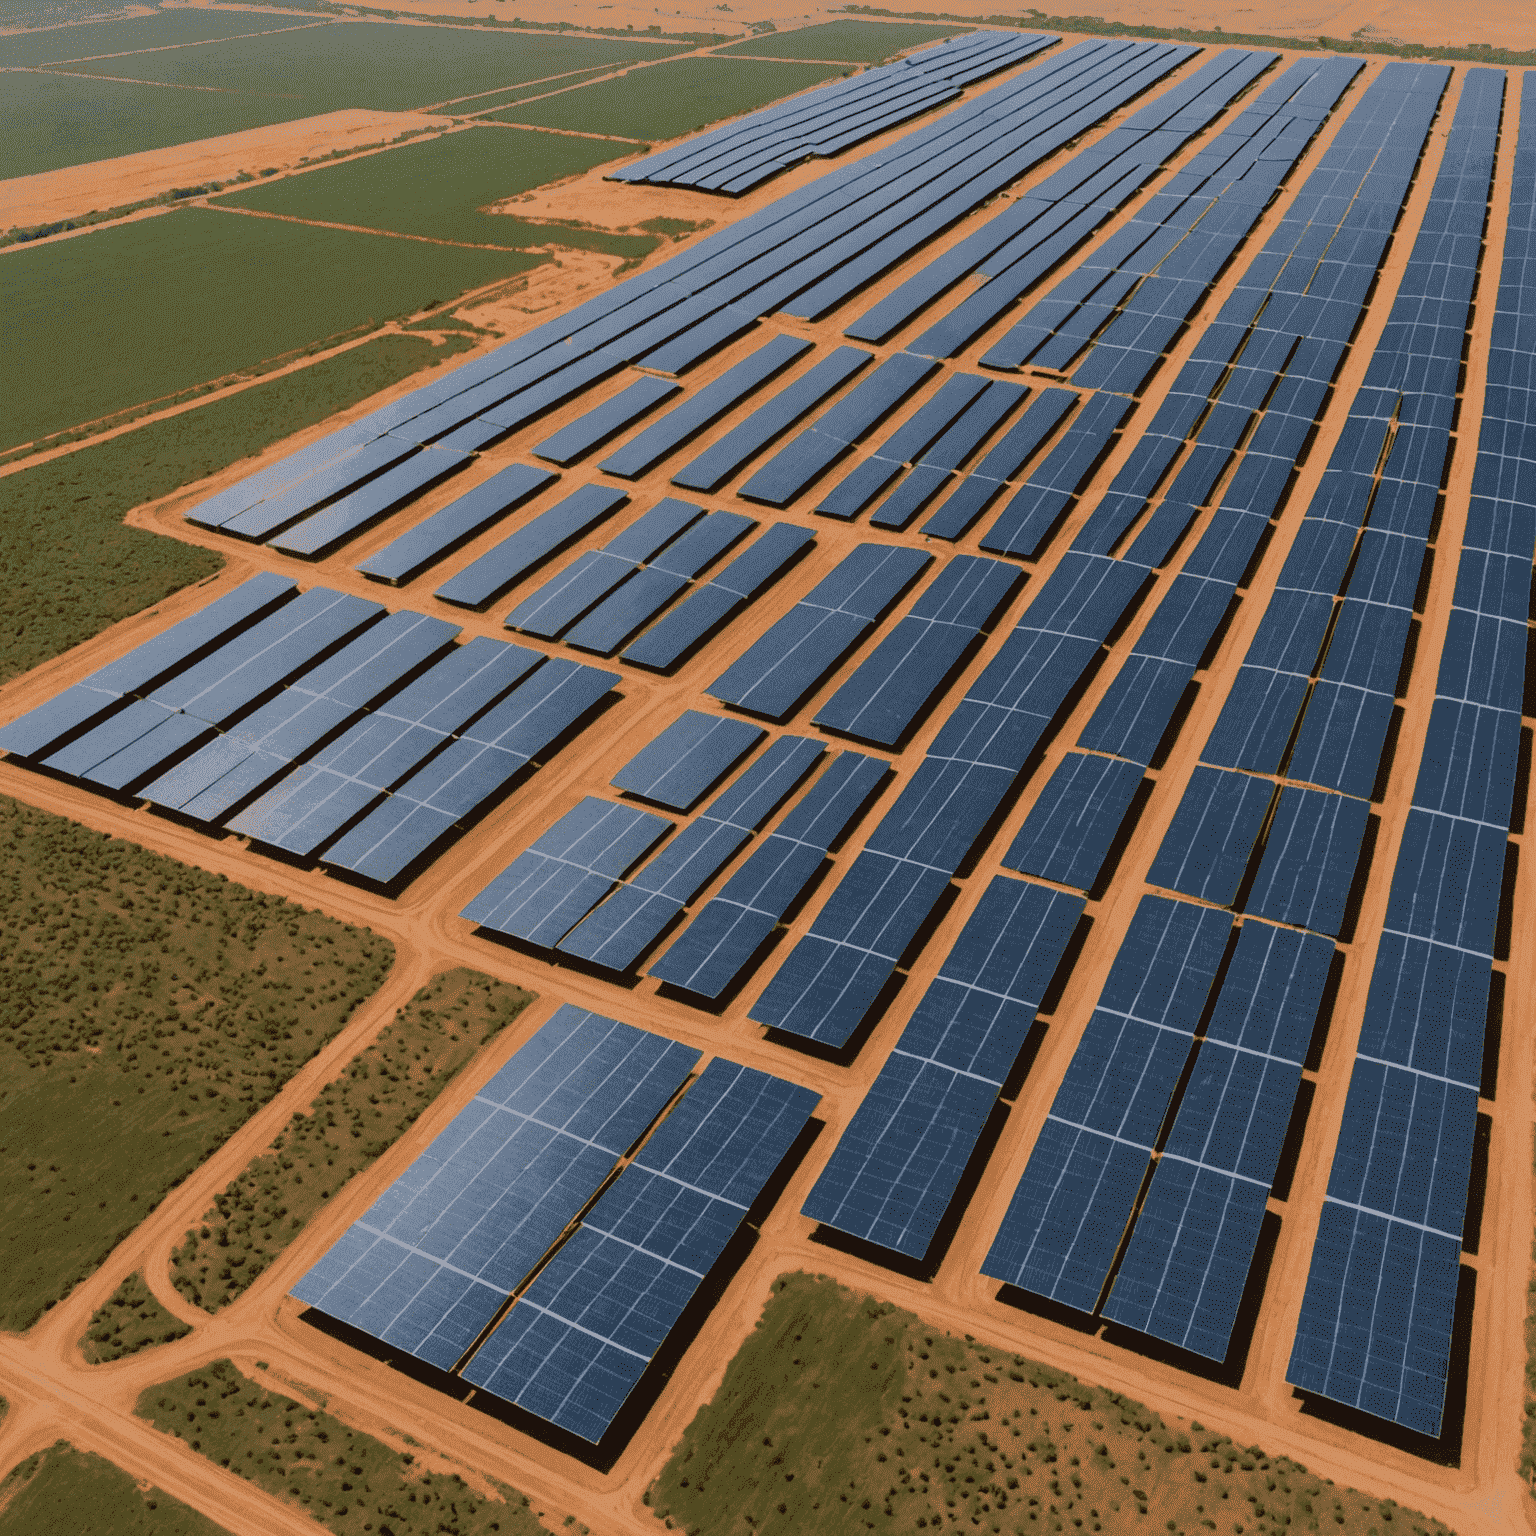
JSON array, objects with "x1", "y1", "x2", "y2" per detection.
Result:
[{"x1": 0, "y1": 21, "x2": 1532, "y2": 1536}]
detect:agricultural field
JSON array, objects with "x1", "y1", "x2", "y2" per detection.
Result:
[
  {"x1": 170, "y1": 968, "x2": 533, "y2": 1313},
  {"x1": 650, "y1": 1275, "x2": 1455, "y2": 1536},
  {"x1": 713, "y1": 18, "x2": 970, "y2": 61},
  {"x1": 137, "y1": 1360, "x2": 552, "y2": 1536},
  {"x1": 80, "y1": 1273, "x2": 192, "y2": 1365},
  {"x1": 47, "y1": 21, "x2": 680, "y2": 115},
  {"x1": 0, "y1": 795, "x2": 392, "y2": 1329},
  {"x1": 488, "y1": 56, "x2": 846, "y2": 140},
  {"x1": 0, "y1": 1444, "x2": 224, "y2": 1536},
  {"x1": 211, "y1": 126, "x2": 657, "y2": 256},
  {"x1": 0, "y1": 331, "x2": 474, "y2": 684},
  {"x1": 0, "y1": 8, "x2": 315, "y2": 67},
  {"x1": 1, "y1": 208, "x2": 529, "y2": 450}
]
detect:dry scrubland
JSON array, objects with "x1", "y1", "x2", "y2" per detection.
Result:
[
  {"x1": 650, "y1": 1276, "x2": 1454, "y2": 1536},
  {"x1": 137, "y1": 1360, "x2": 552, "y2": 1536},
  {"x1": 171, "y1": 968, "x2": 533, "y2": 1313},
  {"x1": 0, "y1": 795, "x2": 393, "y2": 1330},
  {"x1": 80, "y1": 1272, "x2": 193, "y2": 1366},
  {"x1": 0, "y1": 1442, "x2": 224, "y2": 1536}
]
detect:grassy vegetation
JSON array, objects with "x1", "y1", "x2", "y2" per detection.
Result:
[
  {"x1": 714, "y1": 19, "x2": 969, "y2": 61},
  {"x1": 0, "y1": 796, "x2": 393, "y2": 1330},
  {"x1": 0, "y1": 331, "x2": 469, "y2": 684},
  {"x1": 0, "y1": 6, "x2": 315, "y2": 66},
  {"x1": 80, "y1": 1272, "x2": 193, "y2": 1365},
  {"x1": 170, "y1": 968, "x2": 532, "y2": 1313},
  {"x1": 0, "y1": 1443, "x2": 225, "y2": 1536},
  {"x1": 213, "y1": 127, "x2": 657, "y2": 258},
  {"x1": 52, "y1": 21, "x2": 682, "y2": 113},
  {"x1": 844, "y1": 5, "x2": 1536, "y2": 64},
  {"x1": 2, "y1": 206, "x2": 535, "y2": 450},
  {"x1": 649, "y1": 1273, "x2": 1455, "y2": 1536},
  {"x1": 137, "y1": 1360, "x2": 550, "y2": 1536},
  {"x1": 455, "y1": 63, "x2": 630, "y2": 115},
  {"x1": 488, "y1": 56, "x2": 844, "y2": 142}
]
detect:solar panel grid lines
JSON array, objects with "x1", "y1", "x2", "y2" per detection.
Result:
[
  {"x1": 610, "y1": 709, "x2": 765, "y2": 812},
  {"x1": 460, "y1": 1057, "x2": 820, "y2": 1441},
  {"x1": 801, "y1": 875, "x2": 1083, "y2": 1258},
  {"x1": 290, "y1": 1006, "x2": 700, "y2": 1372}
]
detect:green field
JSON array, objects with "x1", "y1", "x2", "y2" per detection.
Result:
[
  {"x1": 81, "y1": 1272, "x2": 192, "y2": 1365},
  {"x1": 52, "y1": 20, "x2": 682, "y2": 113},
  {"x1": 488, "y1": 55, "x2": 844, "y2": 142},
  {"x1": 212, "y1": 127, "x2": 656, "y2": 256},
  {"x1": 456, "y1": 62, "x2": 629, "y2": 115},
  {"x1": 649, "y1": 1273, "x2": 1454, "y2": 1536},
  {"x1": 138, "y1": 1360, "x2": 549, "y2": 1536},
  {"x1": 0, "y1": 332, "x2": 471, "y2": 686},
  {"x1": 0, "y1": 1444, "x2": 225, "y2": 1536},
  {"x1": 713, "y1": 19, "x2": 968, "y2": 61},
  {"x1": 0, "y1": 796, "x2": 393, "y2": 1330},
  {"x1": 2, "y1": 207, "x2": 535, "y2": 449},
  {"x1": 171, "y1": 968, "x2": 532, "y2": 1313},
  {"x1": 0, "y1": 69, "x2": 318, "y2": 182},
  {"x1": 0, "y1": 6, "x2": 319, "y2": 66}
]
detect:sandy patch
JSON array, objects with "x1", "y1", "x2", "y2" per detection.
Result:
[
  {"x1": 0, "y1": 107, "x2": 452, "y2": 232},
  {"x1": 489, "y1": 167, "x2": 719, "y2": 230}
]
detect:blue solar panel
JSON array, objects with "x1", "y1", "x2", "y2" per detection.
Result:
[
  {"x1": 534, "y1": 376, "x2": 682, "y2": 466},
  {"x1": 0, "y1": 572, "x2": 296, "y2": 760},
  {"x1": 290, "y1": 1006, "x2": 699, "y2": 1371},
  {"x1": 650, "y1": 751, "x2": 888, "y2": 999},
  {"x1": 461, "y1": 1057, "x2": 819, "y2": 1441},
  {"x1": 1147, "y1": 766, "x2": 1274, "y2": 906},
  {"x1": 622, "y1": 523, "x2": 814, "y2": 673},
  {"x1": 1383, "y1": 808, "x2": 1506, "y2": 959},
  {"x1": 220, "y1": 436, "x2": 419, "y2": 541},
  {"x1": 802, "y1": 877, "x2": 1082, "y2": 1258},
  {"x1": 435, "y1": 485, "x2": 629, "y2": 610},
  {"x1": 708, "y1": 545, "x2": 931, "y2": 721},
  {"x1": 1003, "y1": 751, "x2": 1144, "y2": 890},
  {"x1": 357, "y1": 464, "x2": 556, "y2": 586},
  {"x1": 611, "y1": 711, "x2": 765, "y2": 811},
  {"x1": 1075, "y1": 653, "x2": 1193, "y2": 766},
  {"x1": 1284, "y1": 680, "x2": 1395, "y2": 798},
  {"x1": 1245, "y1": 786, "x2": 1370, "y2": 936},
  {"x1": 1359, "y1": 930, "x2": 1489, "y2": 1091},
  {"x1": 812, "y1": 556, "x2": 1022, "y2": 747},
  {"x1": 981, "y1": 895, "x2": 1231, "y2": 1309},
  {"x1": 461, "y1": 797, "x2": 673, "y2": 948}
]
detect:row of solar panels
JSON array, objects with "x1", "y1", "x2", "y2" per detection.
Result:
[
  {"x1": 293, "y1": 1006, "x2": 819, "y2": 1444},
  {"x1": 1287, "y1": 68, "x2": 1519, "y2": 1443},
  {"x1": 178, "y1": 38, "x2": 1202, "y2": 565},
  {"x1": 614, "y1": 30, "x2": 1058, "y2": 196},
  {"x1": 0, "y1": 574, "x2": 616, "y2": 887},
  {"x1": 729, "y1": 62, "x2": 1447, "y2": 1055}
]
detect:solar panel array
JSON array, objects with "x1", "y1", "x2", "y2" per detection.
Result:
[
  {"x1": 1287, "y1": 68, "x2": 1515, "y2": 1440},
  {"x1": 295, "y1": 1009, "x2": 818, "y2": 1442},
  {"x1": 613, "y1": 32, "x2": 1057, "y2": 195}
]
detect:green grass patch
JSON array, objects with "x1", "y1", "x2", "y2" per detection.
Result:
[
  {"x1": 1, "y1": 206, "x2": 536, "y2": 450},
  {"x1": 80, "y1": 1272, "x2": 193, "y2": 1364},
  {"x1": 0, "y1": 7, "x2": 320, "y2": 66},
  {"x1": 137, "y1": 1360, "x2": 549, "y2": 1536},
  {"x1": 0, "y1": 795, "x2": 393, "y2": 1330},
  {"x1": 0, "y1": 1442, "x2": 225, "y2": 1536},
  {"x1": 451, "y1": 61, "x2": 628, "y2": 114},
  {"x1": 487, "y1": 55, "x2": 843, "y2": 141},
  {"x1": 713, "y1": 18, "x2": 968, "y2": 61},
  {"x1": 171, "y1": 968, "x2": 532, "y2": 1313},
  {"x1": 212, "y1": 126, "x2": 656, "y2": 258},
  {"x1": 0, "y1": 331, "x2": 467, "y2": 685},
  {"x1": 53, "y1": 20, "x2": 682, "y2": 113},
  {"x1": 649, "y1": 1272, "x2": 1456, "y2": 1536}
]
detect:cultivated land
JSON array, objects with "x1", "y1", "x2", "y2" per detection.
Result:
[
  {"x1": 170, "y1": 968, "x2": 532, "y2": 1313},
  {"x1": 1, "y1": 11, "x2": 1535, "y2": 1536},
  {"x1": 0, "y1": 1442, "x2": 227, "y2": 1536},
  {"x1": 0, "y1": 795, "x2": 392, "y2": 1329}
]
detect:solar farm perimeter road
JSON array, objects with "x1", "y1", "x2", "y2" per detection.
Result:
[{"x1": 0, "y1": 47, "x2": 1533, "y2": 1536}]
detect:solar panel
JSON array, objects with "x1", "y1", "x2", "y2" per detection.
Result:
[
  {"x1": 1147, "y1": 766, "x2": 1274, "y2": 906},
  {"x1": 802, "y1": 877, "x2": 1083, "y2": 1258},
  {"x1": 290, "y1": 1005, "x2": 699, "y2": 1371},
  {"x1": 221, "y1": 436, "x2": 420, "y2": 541},
  {"x1": 611, "y1": 710, "x2": 765, "y2": 811},
  {"x1": 461, "y1": 1058, "x2": 819, "y2": 1441},
  {"x1": 1003, "y1": 751, "x2": 1144, "y2": 890},
  {"x1": 357, "y1": 464, "x2": 557, "y2": 586},
  {"x1": 534, "y1": 376, "x2": 682, "y2": 466},
  {"x1": 708, "y1": 545, "x2": 931, "y2": 721},
  {"x1": 1245, "y1": 785, "x2": 1370, "y2": 936}
]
